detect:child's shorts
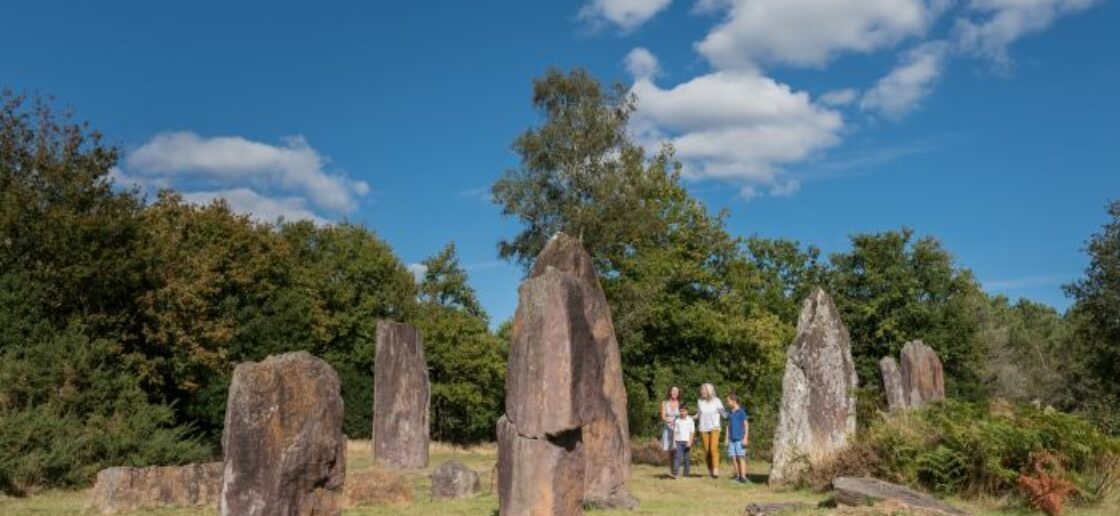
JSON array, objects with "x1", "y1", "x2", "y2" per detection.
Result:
[{"x1": 727, "y1": 439, "x2": 746, "y2": 458}]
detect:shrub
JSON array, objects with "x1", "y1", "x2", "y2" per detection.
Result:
[
  {"x1": 0, "y1": 326, "x2": 211, "y2": 495},
  {"x1": 804, "y1": 400, "x2": 1120, "y2": 507},
  {"x1": 1019, "y1": 451, "x2": 1076, "y2": 516}
]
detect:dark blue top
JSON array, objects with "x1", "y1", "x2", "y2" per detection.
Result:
[{"x1": 728, "y1": 407, "x2": 748, "y2": 441}]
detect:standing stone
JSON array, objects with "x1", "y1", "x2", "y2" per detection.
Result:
[
  {"x1": 373, "y1": 321, "x2": 430, "y2": 469},
  {"x1": 220, "y1": 352, "x2": 345, "y2": 516},
  {"x1": 769, "y1": 287, "x2": 858, "y2": 486},
  {"x1": 899, "y1": 340, "x2": 946, "y2": 408},
  {"x1": 498, "y1": 233, "x2": 635, "y2": 515},
  {"x1": 880, "y1": 356, "x2": 907, "y2": 412},
  {"x1": 90, "y1": 462, "x2": 222, "y2": 514},
  {"x1": 529, "y1": 234, "x2": 634, "y2": 509},
  {"x1": 430, "y1": 460, "x2": 481, "y2": 500}
]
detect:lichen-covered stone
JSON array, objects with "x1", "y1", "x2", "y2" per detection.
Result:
[
  {"x1": 879, "y1": 356, "x2": 906, "y2": 412},
  {"x1": 220, "y1": 352, "x2": 346, "y2": 516},
  {"x1": 900, "y1": 340, "x2": 945, "y2": 408},
  {"x1": 90, "y1": 462, "x2": 221, "y2": 514},
  {"x1": 430, "y1": 460, "x2": 480, "y2": 500},
  {"x1": 769, "y1": 288, "x2": 858, "y2": 486},
  {"x1": 373, "y1": 321, "x2": 430, "y2": 469}
]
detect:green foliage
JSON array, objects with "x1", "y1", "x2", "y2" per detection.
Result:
[
  {"x1": 0, "y1": 283, "x2": 209, "y2": 494},
  {"x1": 978, "y1": 296, "x2": 1073, "y2": 406},
  {"x1": 414, "y1": 243, "x2": 506, "y2": 444},
  {"x1": 1065, "y1": 200, "x2": 1120, "y2": 432},
  {"x1": 822, "y1": 401, "x2": 1120, "y2": 503},
  {"x1": 826, "y1": 228, "x2": 987, "y2": 402}
]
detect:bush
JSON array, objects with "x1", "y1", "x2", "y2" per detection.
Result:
[
  {"x1": 0, "y1": 326, "x2": 211, "y2": 495},
  {"x1": 804, "y1": 400, "x2": 1120, "y2": 507}
]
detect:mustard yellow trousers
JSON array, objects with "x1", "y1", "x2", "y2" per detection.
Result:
[{"x1": 700, "y1": 429, "x2": 720, "y2": 472}]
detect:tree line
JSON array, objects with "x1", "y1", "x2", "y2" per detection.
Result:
[{"x1": 1, "y1": 72, "x2": 1117, "y2": 494}]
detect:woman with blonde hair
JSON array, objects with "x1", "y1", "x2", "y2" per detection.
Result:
[
  {"x1": 659, "y1": 385, "x2": 682, "y2": 475},
  {"x1": 696, "y1": 383, "x2": 726, "y2": 478}
]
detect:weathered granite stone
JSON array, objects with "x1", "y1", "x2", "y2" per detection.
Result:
[
  {"x1": 900, "y1": 340, "x2": 946, "y2": 408},
  {"x1": 430, "y1": 460, "x2": 481, "y2": 500},
  {"x1": 373, "y1": 321, "x2": 430, "y2": 469},
  {"x1": 531, "y1": 233, "x2": 633, "y2": 508},
  {"x1": 498, "y1": 233, "x2": 635, "y2": 514},
  {"x1": 880, "y1": 356, "x2": 907, "y2": 412},
  {"x1": 769, "y1": 287, "x2": 859, "y2": 486},
  {"x1": 343, "y1": 469, "x2": 413, "y2": 507},
  {"x1": 90, "y1": 462, "x2": 222, "y2": 514},
  {"x1": 832, "y1": 477, "x2": 969, "y2": 515},
  {"x1": 220, "y1": 352, "x2": 346, "y2": 516},
  {"x1": 497, "y1": 415, "x2": 584, "y2": 515}
]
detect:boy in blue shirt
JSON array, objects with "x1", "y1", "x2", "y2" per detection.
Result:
[{"x1": 724, "y1": 393, "x2": 749, "y2": 484}]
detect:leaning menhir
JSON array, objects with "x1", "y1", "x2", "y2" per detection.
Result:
[
  {"x1": 498, "y1": 233, "x2": 636, "y2": 515},
  {"x1": 769, "y1": 287, "x2": 859, "y2": 486},
  {"x1": 220, "y1": 351, "x2": 346, "y2": 516},
  {"x1": 373, "y1": 321, "x2": 430, "y2": 469}
]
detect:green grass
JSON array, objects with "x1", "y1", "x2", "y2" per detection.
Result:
[{"x1": 1, "y1": 440, "x2": 1116, "y2": 515}]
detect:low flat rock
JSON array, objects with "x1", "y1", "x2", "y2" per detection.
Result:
[
  {"x1": 90, "y1": 462, "x2": 222, "y2": 514},
  {"x1": 430, "y1": 460, "x2": 480, "y2": 500},
  {"x1": 742, "y1": 501, "x2": 812, "y2": 516},
  {"x1": 832, "y1": 477, "x2": 969, "y2": 515}
]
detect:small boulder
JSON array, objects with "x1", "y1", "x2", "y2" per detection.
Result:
[
  {"x1": 90, "y1": 462, "x2": 222, "y2": 514},
  {"x1": 832, "y1": 477, "x2": 969, "y2": 515},
  {"x1": 220, "y1": 351, "x2": 346, "y2": 516},
  {"x1": 430, "y1": 460, "x2": 481, "y2": 500}
]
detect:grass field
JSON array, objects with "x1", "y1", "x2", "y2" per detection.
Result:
[{"x1": 2, "y1": 440, "x2": 1117, "y2": 515}]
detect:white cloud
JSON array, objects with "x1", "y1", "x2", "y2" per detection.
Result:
[
  {"x1": 819, "y1": 88, "x2": 860, "y2": 106},
  {"x1": 579, "y1": 0, "x2": 672, "y2": 31},
  {"x1": 127, "y1": 131, "x2": 368, "y2": 213},
  {"x1": 181, "y1": 188, "x2": 328, "y2": 225},
  {"x1": 954, "y1": 0, "x2": 1098, "y2": 67},
  {"x1": 696, "y1": 0, "x2": 936, "y2": 69},
  {"x1": 624, "y1": 47, "x2": 660, "y2": 78},
  {"x1": 629, "y1": 71, "x2": 843, "y2": 188},
  {"x1": 860, "y1": 41, "x2": 947, "y2": 119}
]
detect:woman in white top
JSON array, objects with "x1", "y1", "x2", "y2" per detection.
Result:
[
  {"x1": 659, "y1": 386, "x2": 682, "y2": 475},
  {"x1": 696, "y1": 383, "x2": 726, "y2": 478}
]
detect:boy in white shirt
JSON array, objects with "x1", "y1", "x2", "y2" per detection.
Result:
[{"x1": 671, "y1": 405, "x2": 696, "y2": 479}]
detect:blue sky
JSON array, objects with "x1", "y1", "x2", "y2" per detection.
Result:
[{"x1": 3, "y1": 0, "x2": 1117, "y2": 324}]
